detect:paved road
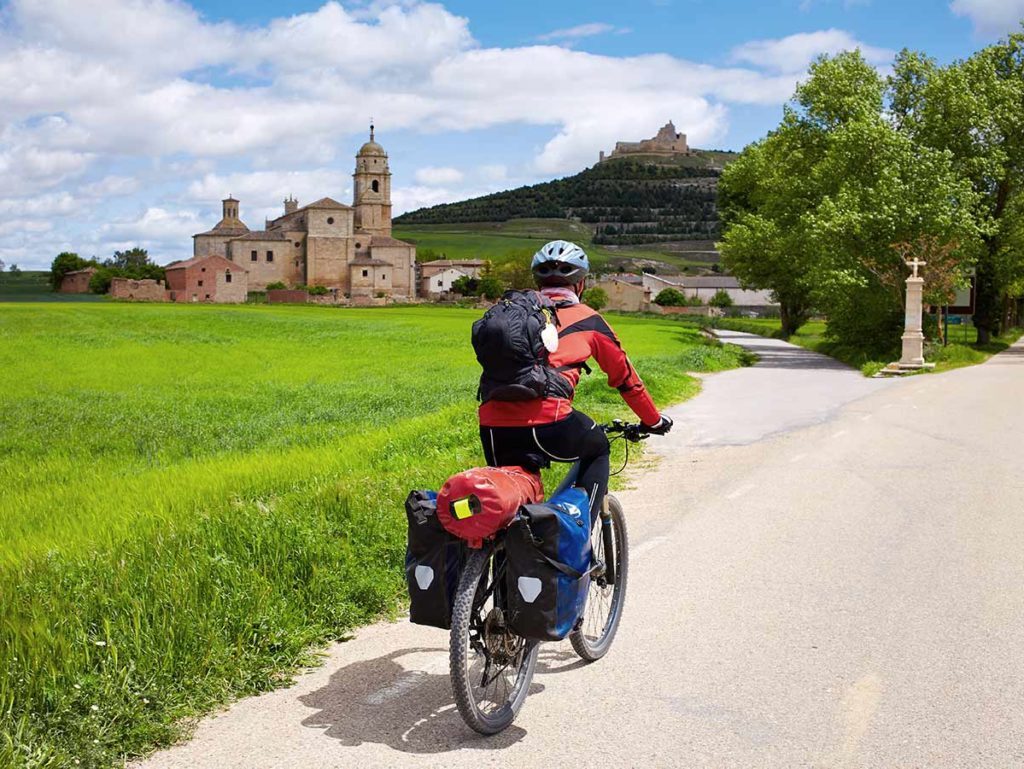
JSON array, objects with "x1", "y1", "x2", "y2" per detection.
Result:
[{"x1": 137, "y1": 333, "x2": 1024, "y2": 769}]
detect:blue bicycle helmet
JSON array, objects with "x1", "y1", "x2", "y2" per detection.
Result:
[{"x1": 531, "y1": 240, "x2": 590, "y2": 287}]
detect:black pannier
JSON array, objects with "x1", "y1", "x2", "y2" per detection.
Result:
[{"x1": 405, "y1": 490, "x2": 464, "y2": 629}]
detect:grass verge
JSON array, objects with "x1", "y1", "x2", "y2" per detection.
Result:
[{"x1": 0, "y1": 302, "x2": 747, "y2": 767}]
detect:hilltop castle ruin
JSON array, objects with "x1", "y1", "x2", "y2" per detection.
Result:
[{"x1": 599, "y1": 121, "x2": 691, "y2": 163}]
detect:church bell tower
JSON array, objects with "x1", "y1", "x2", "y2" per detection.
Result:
[{"x1": 353, "y1": 123, "x2": 392, "y2": 236}]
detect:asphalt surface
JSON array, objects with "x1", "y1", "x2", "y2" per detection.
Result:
[{"x1": 136, "y1": 332, "x2": 1024, "y2": 769}]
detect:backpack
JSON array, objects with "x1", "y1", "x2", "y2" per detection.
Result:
[
  {"x1": 436, "y1": 465, "x2": 543, "y2": 548},
  {"x1": 471, "y1": 290, "x2": 574, "y2": 403},
  {"x1": 404, "y1": 490, "x2": 464, "y2": 629},
  {"x1": 503, "y1": 486, "x2": 592, "y2": 641}
]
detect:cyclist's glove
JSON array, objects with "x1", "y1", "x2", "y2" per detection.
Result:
[{"x1": 644, "y1": 414, "x2": 674, "y2": 435}]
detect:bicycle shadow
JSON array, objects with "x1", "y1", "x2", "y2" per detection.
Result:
[{"x1": 299, "y1": 643, "x2": 585, "y2": 754}]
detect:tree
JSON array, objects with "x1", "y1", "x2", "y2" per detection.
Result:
[
  {"x1": 887, "y1": 34, "x2": 1024, "y2": 342},
  {"x1": 478, "y1": 276, "x2": 503, "y2": 300},
  {"x1": 108, "y1": 247, "x2": 150, "y2": 271},
  {"x1": 49, "y1": 252, "x2": 89, "y2": 290},
  {"x1": 708, "y1": 289, "x2": 733, "y2": 309},
  {"x1": 490, "y1": 257, "x2": 534, "y2": 290},
  {"x1": 719, "y1": 124, "x2": 818, "y2": 337},
  {"x1": 451, "y1": 276, "x2": 479, "y2": 295},
  {"x1": 721, "y1": 50, "x2": 979, "y2": 350},
  {"x1": 581, "y1": 286, "x2": 608, "y2": 310},
  {"x1": 8, "y1": 264, "x2": 21, "y2": 276},
  {"x1": 0, "y1": 259, "x2": 5, "y2": 272}
]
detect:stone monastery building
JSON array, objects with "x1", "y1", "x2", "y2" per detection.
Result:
[
  {"x1": 192, "y1": 127, "x2": 416, "y2": 298},
  {"x1": 599, "y1": 120, "x2": 691, "y2": 163}
]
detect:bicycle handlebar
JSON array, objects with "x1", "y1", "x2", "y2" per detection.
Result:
[{"x1": 601, "y1": 419, "x2": 650, "y2": 443}]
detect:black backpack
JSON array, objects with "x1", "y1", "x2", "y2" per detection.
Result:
[{"x1": 471, "y1": 290, "x2": 573, "y2": 403}]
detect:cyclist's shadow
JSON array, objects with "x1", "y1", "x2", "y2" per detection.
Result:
[{"x1": 300, "y1": 646, "x2": 550, "y2": 753}]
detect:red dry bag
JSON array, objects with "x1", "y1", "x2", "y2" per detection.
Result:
[{"x1": 437, "y1": 466, "x2": 543, "y2": 547}]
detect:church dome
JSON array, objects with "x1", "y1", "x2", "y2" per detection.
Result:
[
  {"x1": 358, "y1": 139, "x2": 386, "y2": 156},
  {"x1": 357, "y1": 125, "x2": 386, "y2": 157}
]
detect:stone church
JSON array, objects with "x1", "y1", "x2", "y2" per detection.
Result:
[{"x1": 192, "y1": 127, "x2": 416, "y2": 298}]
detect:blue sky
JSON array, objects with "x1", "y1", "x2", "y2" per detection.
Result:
[{"x1": 0, "y1": 0, "x2": 1020, "y2": 269}]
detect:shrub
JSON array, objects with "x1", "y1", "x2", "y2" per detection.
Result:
[
  {"x1": 308, "y1": 286, "x2": 329, "y2": 296},
  {"x1": 581, "y1": 286, "x2": 609, "y2": 310},
  {"x1": 88, "y1": 267, "x2": 116, "y2": 294},
  {"x1": 654, "y1": 288, "x2": 686, "y2": 306},
  {"x1": 478, "y1": 276, "x2": 503, "y2": 300},
  {"x1": 451, "y1": 276, "x2": 479, "y2": 295},
  {"x1": 50, "y1": 252, "x2": 92, "y2": 290},
  {"x1": 709, "y1": 289, "x2": 734, "y2": 309},
  {"x1": 266, "y1": 281, "x2": 287, "y2": 291}
]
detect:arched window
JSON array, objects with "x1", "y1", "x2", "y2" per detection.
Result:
[{"x1": 371, "y1": 180, "x2": 380, "y2": 193}]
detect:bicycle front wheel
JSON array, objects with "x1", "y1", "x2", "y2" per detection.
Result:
[
  {"x1": 570, "y1": 494, "x2": 629, "y2": 661},
  {"x1": 450, "y1": 547, "x2": 539, "y2": 734}
]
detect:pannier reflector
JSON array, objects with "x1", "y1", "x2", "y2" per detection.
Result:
[
  {"x1": 518, "y1": 576, "x2": 542, "y2": 603},
  {"x1": 414, "y1": 565, "x2": 435, "y2": 590}
]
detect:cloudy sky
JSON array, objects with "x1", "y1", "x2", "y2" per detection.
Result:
[{"x1": 1, "y1": 0, "x2": 1021, "y2": 269}]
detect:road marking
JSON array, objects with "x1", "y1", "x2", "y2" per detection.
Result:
[
  {"x1": 789, "y1": 453, "x2": 807, "y2": 464},
  {"x1": 834, "y1": 672, "x2": 883, "y2": 766},
  {"x1": 633, "y1": 536, "x2": 669, "y2": 557},
  {"x1": 725, "y1": 483, "x2": 755, "y2": 500},
  {"x1": 833, "y1": 430, "x2": 848, "y2": 438}
]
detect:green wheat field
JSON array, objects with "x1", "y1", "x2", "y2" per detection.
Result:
[{"x1": 0, "y1": 302, "x2": 747, "y2": 767}]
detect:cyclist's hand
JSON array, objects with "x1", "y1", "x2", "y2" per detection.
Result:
[{"x1": 644, "y1": 414, "x2": 673, "y2": 435}]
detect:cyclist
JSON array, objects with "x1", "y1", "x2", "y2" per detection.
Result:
[{"x1": 478, "y1": 240, "x2": 673, "y2": 518}]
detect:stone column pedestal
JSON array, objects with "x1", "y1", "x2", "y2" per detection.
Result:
[{"x1": 900, "y1": 276, "x2": 926, "y2": 366}]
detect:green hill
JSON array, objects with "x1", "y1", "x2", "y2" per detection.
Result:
[{"x1": 396, "y1": 150, "x2": 735, "y2": 244}]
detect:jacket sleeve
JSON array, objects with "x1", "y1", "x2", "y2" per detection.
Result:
[{"x1": 585, "y1": 314, "x2": 661, "y2": 426}]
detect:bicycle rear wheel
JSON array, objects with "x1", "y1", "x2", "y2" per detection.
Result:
[
  {"x1": 450, "y1": 547, "x2": 539, "y2": 734},
  {"x1": 570, "y1": 494, "x2": 628, "y2": 661}
]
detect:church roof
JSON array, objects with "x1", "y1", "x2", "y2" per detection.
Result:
[
  {"x1": 194, "y1": 225, "x2": 249, "y2": 237},
  {"x1": 370, "y1": 234, "x2": 413, "y2": 248},
  {"x1": 165, "y1": 254, "x2": 241, "y2": 272},
  {"x1": 304, "y1": 197, "x2": 351, "y2": 210},
  {"x1": 232, "y1": 230, "x2": 289, "y2": 241},
  {"x1": 350, "y1": 257, "x2": 393, "y2": 266}
]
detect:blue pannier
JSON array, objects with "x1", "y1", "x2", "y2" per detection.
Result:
[
  {"x1": 405, "y1": 490, "x2": 464, "y2": 629},
  {"x1": 504, "y1": 487, "x2": 591, "y2": 641}
]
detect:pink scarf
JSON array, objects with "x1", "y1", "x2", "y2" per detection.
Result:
[{"x1": 540, "y1": 286, "x2": 579, "y2": 305}]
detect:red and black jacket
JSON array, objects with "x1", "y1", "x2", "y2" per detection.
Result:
[{"x1": 478, "y1": 302, "x2": 660, "y2": 428}]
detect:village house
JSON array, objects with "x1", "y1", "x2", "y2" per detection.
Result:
[
  {"x1": 418, "y1": 259, "x2": 487, "y2": 295},
  {"x1": 595, "y1": 272, "x2": 776, "y2": 312},
  {"x1": 164, "y1": 255, "x2": 247, "y2": 303},
  {"x1": 59, "y1": 267, "x2": 96, "y2": 293},
  {"x1": 192, "y1": 127, "x2": 416, "y2": 299}
]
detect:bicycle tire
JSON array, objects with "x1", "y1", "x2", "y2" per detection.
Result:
[
  {"x1": 450, "y1": 547, "x2": 539, "y2": 734},
  {"x1": 570, "y1": 494, "x2": 629, "y2": 661}
]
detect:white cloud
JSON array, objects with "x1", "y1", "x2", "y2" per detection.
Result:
[
  {"x1": 536, "y1": 22, "x2": 628, "y2": 42},
  {"x1": 950, "y1": 0, "x2": 1024, "y2": 36},
  {"x1": 414, "y1": 166, "x2": 464, "y2": 185},
  {"x1": 80, "y1": 175, "x2": 141, "y2": 199},
  {"x1": 0, "y1": 0, "x2": 896, "y2": 267},
  {"x1": 101, "y1": 207, "x2": 204, "y2": 249},
  {"x1": 730, "y1": 28, "x2": 894, "y2": 73},
  {"x1": 392, "y1": 185, "x2": 467, "y2": 214}
]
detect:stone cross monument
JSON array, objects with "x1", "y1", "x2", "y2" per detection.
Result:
[{"x1": 898, "y1": 256, "x2": 928, "y2": 368}]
